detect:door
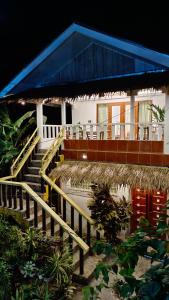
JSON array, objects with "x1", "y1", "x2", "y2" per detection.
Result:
[{"x1": 109, "y1": 102, "x2": 138, "y2": 139}]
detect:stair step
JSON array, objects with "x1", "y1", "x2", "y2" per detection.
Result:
[
  {"x1": 24, "y1": 174, "x2": 41, "y2": 183},
  {"x1": 30, "y1": 160, "x2": 41, "y2": 168},
  {"x1": 38, "y1": 149, "x2": 47, "y2": 153},
  {"x1": 27, "y1": 167, "x2": 40, "y2": 175},
  {"x1": 24, "y1": 182, "x2": 41, "y2": 192},
  {"x1": 34, "y1": 153, "x2": 45, "y2": 160}
]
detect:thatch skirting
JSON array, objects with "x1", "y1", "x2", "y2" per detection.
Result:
[{"x1": 50, "y1": 161, "x2": 169, "y2": 191}]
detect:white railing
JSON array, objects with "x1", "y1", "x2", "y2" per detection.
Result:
[{"x1": 43, "y1": 123, "x2": 164, "y2": 141}]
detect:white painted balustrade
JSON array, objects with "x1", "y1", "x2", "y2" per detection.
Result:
[{"x1": 42, "y1": 123, "x2": 164, "y2": 141}]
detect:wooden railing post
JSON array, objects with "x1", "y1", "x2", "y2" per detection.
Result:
[
  {"x1": 83, "y1": 125, "x2": 86, "y2": 140},
  {"x1": 90, "y1": 124, "x2": 93, "y2": 140},
  {"x1": 18, "y1": 186, "x2": 23, "y2": 210},
  {"x1": 42, "y1": 208, "x2": 46, "y2": 233},
  {"x1": 26, "y1": 192, "x2": 30, "y2": 219},
  {"x1": 34, "y1": 201, "x2": 38, "y2": 228}
]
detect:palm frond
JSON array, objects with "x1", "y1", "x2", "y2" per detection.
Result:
[
  {"x1": 14, "y1": 110, "x2": 35, "y2": 129},
  {"x1": 0, "y1": 106, "x2": 11, "y2": 125},
  {"x1": 148, "y1": 104, "x2": 165, "y2": 122}
]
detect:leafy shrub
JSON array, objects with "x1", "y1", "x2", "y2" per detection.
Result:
[
  {"x1": 83, "y1": 205, "x2": 169, "y2": 300},
  {"x1": 88, "y1": 183, "x2": 131, "y2": 244},
  {"x1": 0, "y1": 106, "x2": 36, "y2": 175},
  {"x1": 0, "y1": 214, "x2": 74, "y2": 299},
  {"x1": 0, "y1": 259, "x2": 11, "y2": 299}
]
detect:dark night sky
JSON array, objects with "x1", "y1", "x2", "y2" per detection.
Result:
[{"x1": 0, "y1": 1, "x2": 169, "y2": 90}]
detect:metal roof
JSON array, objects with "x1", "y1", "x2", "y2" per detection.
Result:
[{"x1": 1, "y1": 23, "x2": 169, "y2": 98}]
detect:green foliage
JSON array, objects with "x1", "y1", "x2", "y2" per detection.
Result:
[
  {"x1": 11, "y1": 284, "x2": 54, "y2": 300},
  {"x1": 83, "y1": 201, "x2": 169, "y2": 300},
  {"x1": 88, "y1": 183, "x2": 131, "y2": 244},
  {"x1": 0, "y1": 106, "x2": 36, "y2": 174},
  {"x1": 46, "y1": 245, "x2": 73, "y2": 287},
  {"x1": 0, "y1": 214, "x2": 74, "y2": 299},
  {"x1": 148, "y1": 103, "x2": 165, "y2": 122},
  {"x1": 0, "y1": 259, "x2": 11, "y2": 299},
  {"x1": 0, "y1": 207, "x2": 29, "y2": 230}
]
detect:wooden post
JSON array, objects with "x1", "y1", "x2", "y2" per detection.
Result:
[
  {"x1": 127, "y1": 90, "x2": 137, "y2": 140},
  {"x1": 164, "y1": 87, "x2": 169, "y2": 154},
  {"x1": 36, "y1": 103, "x2": 44, "y2": 148}
]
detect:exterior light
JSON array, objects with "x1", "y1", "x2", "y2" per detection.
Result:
[
  {"x1": 136, "y1": 188, "x2": 140, "y2": 192},
  {"x1": 20, "y1": 100, "x2": 26, "y2": 105},
  {"x1": 82, "y1": 153, "x2": 87, "y2": 160},
  {"x1": 157, "y1": 191, "x2": 160, "y2": 195}
]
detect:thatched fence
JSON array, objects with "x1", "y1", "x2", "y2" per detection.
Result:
[{"x1": 50, "y1": 160, "x2": 169, "y2": 191}]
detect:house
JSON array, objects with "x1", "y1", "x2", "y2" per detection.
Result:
[{"x1": 1, "y1": 23, "x2": 169, "y2": 275}]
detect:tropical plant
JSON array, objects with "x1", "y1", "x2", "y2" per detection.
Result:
[
  {"x1": 0, "y1": 105, "x2": 36, "y2": 173},
  {"x1": 0, "y1": 214, "x2": 74, "y2": 299},
  {"x1": 0, "y1": 259, "x2": 11, "y2": 299},
  {"x1": 88, "y1": 183, "x2": 131, "y2": 244},
  {"x1": 148, "y1": 103, "x2": 165, "y2": 122},
  {"x1": 83, "y1": 211, "x2": 169, "y2": 300},
  {"x1": 46, "y1": 245, "x2": 73, "y2": 287},
  {"x1": 12, "y1": 284, "x2": 54, "y2": 300}
]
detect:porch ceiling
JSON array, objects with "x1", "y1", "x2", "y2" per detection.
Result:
[{"x1": 50, "y1": 160, "x2": 169, "y2": 191}]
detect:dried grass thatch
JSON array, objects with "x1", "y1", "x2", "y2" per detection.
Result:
[{"x1": 50, "y1": 160, "x2": 169, "y2": 191}]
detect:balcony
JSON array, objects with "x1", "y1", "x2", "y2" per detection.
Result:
[
  {"x1": 43, "y1": 122, "x2": 164, "y2": 141},
  {"x1": 41, "y1": 122, "x2": 169, "y2": 167}
]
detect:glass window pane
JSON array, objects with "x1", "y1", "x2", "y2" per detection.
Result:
[
  {"x1": 139, "y1": 101, "x2": 152, "y2": 123},
  {"x1": 98, "y1": 104, "x2": 108, "y2": 124}
]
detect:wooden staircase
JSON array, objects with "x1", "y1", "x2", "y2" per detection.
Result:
[
  {"x1": 11, "y1": 147, "x2": 102, "y2": 283},
  {"x1": 24, "y1": 149, "x2": 45, "y2": 195},
  {"x1": 0, "y1": 129, "x2": 103, "y2": 283}
]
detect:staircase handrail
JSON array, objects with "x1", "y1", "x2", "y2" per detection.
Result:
[
  {"x1": 0, "y1": 128, "x2": 40, "y2": 181},
  {"x1": 41, "y1": 128, "x2": 64, "y2": 173},
  {"x1": 40, "y1": 129, "x2": 95, "y2": 225},
  {"x1": 0, "y1": 180, "x2": 89, "y2": 252}
]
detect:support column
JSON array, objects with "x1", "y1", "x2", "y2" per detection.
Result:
[
  {"x1": 130, "y1": 93, "x2": 135, "y2": 140},
  {"x1": 127, "y1": 90, "x2": 137, "y2": 140},
  {"x1": 164, "y1": 90, "x2": 169, "y2": 154},
  {"x1": 36, "y1": 103, "x2": 44, "y2": 146},
  {"x1": 61, "y1": 101, "x2": 66, "y2": 125}
]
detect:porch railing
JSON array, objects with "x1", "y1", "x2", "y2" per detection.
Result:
[{"x1": 43, "y1": 123, "x2": 164, "y2": 141}]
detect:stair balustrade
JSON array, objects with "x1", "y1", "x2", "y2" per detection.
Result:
[
  {"x1": 0, "y1": 180, "x2": 89, "y2": 275},
  {"x1": 40, "y1": 129, "x2": 101, "y2": 274}
]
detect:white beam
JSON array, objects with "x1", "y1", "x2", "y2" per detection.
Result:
[
  {"x1": 164, "y1": 92, "x2": 169, "y2": 153},
  {"x1": 36, "y1": 103, "x2": 44, "y2": 146},
  {"x1": 130, "y1": 93, "x2": 135, "y2": 140},
  {"x1": 61, "y1": 101, "x2": 66, "y2": 125}
]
